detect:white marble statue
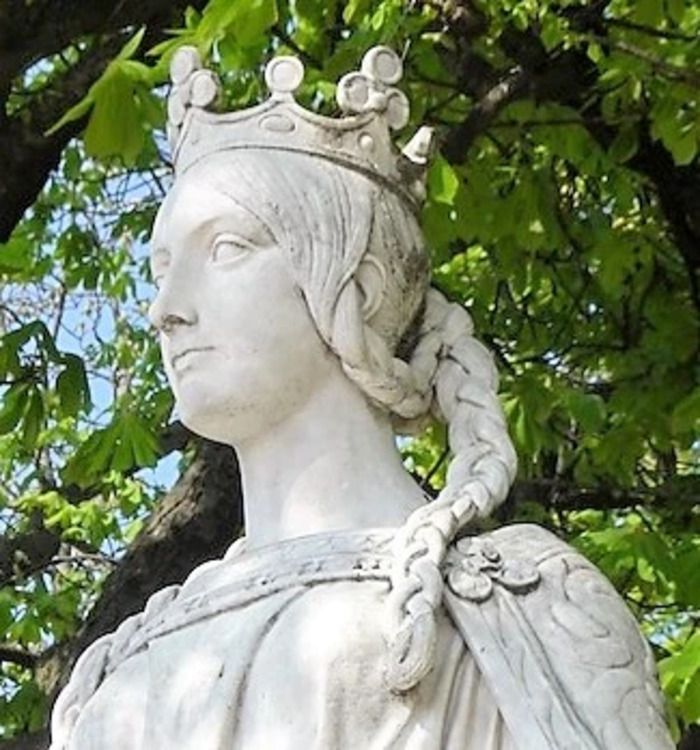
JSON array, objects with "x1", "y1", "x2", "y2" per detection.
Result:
[{"x1": 50, "y1": 46, "x2": 674, "y2": 750}]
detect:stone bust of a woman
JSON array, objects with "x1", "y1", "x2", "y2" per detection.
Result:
[{"x1": 50, "y1": 47, "x2": 673, "y2": 750}]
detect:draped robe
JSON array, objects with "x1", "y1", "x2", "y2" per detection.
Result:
[{"x1": 51, "y1": 526, "x2": 672, "y2": 750}]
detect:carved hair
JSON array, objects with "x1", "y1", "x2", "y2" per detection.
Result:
[{"x1": 203, "y1": 150, "x2": 517, "y2": 691}]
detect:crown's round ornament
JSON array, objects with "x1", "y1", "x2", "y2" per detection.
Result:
[
  {"x1": 361, "y1": 46, "x2": 403, "y2": 85},
  {"x1": 189, "y1": 70, "x2": 219, "y2": 108},
  {"x1": 170, "y1": 46, "x2": 201, "y2": 85},
  {"x1": 265, "y1": 56, "x2": 305, "y2": 97}
]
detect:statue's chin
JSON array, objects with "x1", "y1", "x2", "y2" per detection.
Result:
[
  {"x1": 172, "y1": 383, "x2": 230, "y2": 443},
  {"x1": 174, "y1": 392, "x2": 276, "y2": 447},
  {"x1": 178, "y1": 414, "x2": 228, "y2": 444}
]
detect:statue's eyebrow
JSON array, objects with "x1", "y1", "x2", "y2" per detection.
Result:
[{"x1": 187, "y1": 211, "x2": 275, "y2": 251}]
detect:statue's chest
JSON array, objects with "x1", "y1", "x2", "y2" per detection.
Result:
[
  {"x1": 66, "y1": 534, "x2": 518, "y2": 750},
  {"x1": 71, "y1": 580, "x2": 416, "y2": 750}
]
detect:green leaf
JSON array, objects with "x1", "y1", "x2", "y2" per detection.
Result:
[
  {"x1": 672, "y1": 389, "x2": 700, "y2": 435},
  {"x1": 111, "y1": 432, "x2": 134, "y2": 472},
  {"x1": 63, "y1": 147, "x2": 82, "y2": 181},
  {"x1": 116, "y1": 26, "x2": 146, "y2": 62},
  {"x1": 135, "y1": 88, "x2": 163, "y2": 127},
  {"x1": 669, "y1": 125, "x2": 698, "y2": 166},
  {"x1": 667, "y1": 0, "x2": 685, "y2": 24},
  {"x1": 343, "y1": 0, "x2": 372, "y2": 25},
  {"x1": 56, "y1": 355, "x2": 91, "y2": 418},
  {"x1": 21, "y1": 388, "x2": 44, "y2": 450},
  {"x1": 232, "y1": 0, "x2": 278, "y2": 46},
  {"x1": 126, "y1": 415, "x2": 159, "y2": 467},
  {"x1": 0, "y1": 590, "x2": 15, "y2": 634},
  {"x1": 62, "y1": 425, "x2": 119, "y2": 486},
  {"x1": 3, "y1": 321, "x2": 60, "y2": 364},
  {"x1": 609, "y1": 126, "x2": 639, "y2": 163},
  {"x1": 45, "y1": 95, "x2": 94, "y2": 137},
  {"x1": 634, "y1": 0, "x2": 664, "y2": 26},
  {"x1": 46, "y1": 27, "x2": 147, "y2": 137},
  {"x1": 84, "y1": 68, "x2": 145, "y2": 163},
  {"x1": 587, "y1": 42, "x2": 603, "y2": 64},
  {"x1": 123, "y1": 518, "x2": 145, "y2": 544},
  {"x1": 0, "y1": 382, "x2": 30, "y2": 434},
  {"x1": 428, "y1": 156, "x2": 460, "y2": 205},
  {"x1": 0, "y1": 234, "x2": 33, "y2": 274},
  {"x1": 197, "y1": 0, "x2": 277, "y2": 48},
  {"x1": 539, "y1": 15, "x2": 567, "y2": 51},
  {"x1": 563, "y1": 390, "x2": 607, "y2": 432},
  {"x1": 659, "y1": 632, "x2": 700, "y2": 687},
  {"x1": 681, "y1": 669, "x2": 700, "y2": 723}
]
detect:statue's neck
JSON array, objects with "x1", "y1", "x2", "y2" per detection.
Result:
[{"x1": 235, "y1": 374, "x2": 426, "y2": 550}]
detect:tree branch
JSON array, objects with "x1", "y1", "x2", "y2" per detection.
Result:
[
  {"x1": 587, "y1": 33, "x2": 700, "y2": 89},
  {"x1": 606, "y1": 17, "x2": 698, "y2": 42},
  {"x1": 0, "y1": 0, "x2": 210, "y2": 243},
  {"x1": 0, "y1": 37, "x2": 124, "y2": 242},
  {"x1": 0, "y1": 0, "x2": 206, "y2": 94},
  {"x1": 0, "y1": 730, "x2": 49, "y2": 750},
  {"x1": 0, "y1": 646, "x2": 39, "y2": 669},
  {"x1": 508, "y1": 478, "x2": 698, "y2": 513},
  {"x1": 435, "y1": 10, "x2": 700, "y2": 318},
  {"x1": 0, "y1": 419, "x2": 193, "y2": 589},
  {"x1": 442, "y1": 65, "x2": 529, "y2": 162}
]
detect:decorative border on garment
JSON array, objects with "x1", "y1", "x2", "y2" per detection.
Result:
[{"x1": 107, "y1": 529, "x2": 395, "y2": 673}]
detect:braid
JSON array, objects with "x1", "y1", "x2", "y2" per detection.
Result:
[
  {"x1": 331, "y1": 280, "x2": 433, "y2": 420},
  {"x1": 384, "y1": 289, "x2": 517, "y2": 692},
  {"x1": 322, "y1": 277, "x2": 516, "y2": 692},
  {"x1": 325, "y1": 191, "x2": 437, "y2": 424}
]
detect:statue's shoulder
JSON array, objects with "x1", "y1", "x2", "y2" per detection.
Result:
[
  {"x1": 443, "y1": 523, "x2": 673, "y2": 750},
  {"x1": 49, "y1": 584, "x2": 180, "y2": 750},
  {"x1": 50, "y1": 537, "x2": 252, "y2": 747}
]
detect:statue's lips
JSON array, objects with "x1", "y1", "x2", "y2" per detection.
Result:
[{"x1": 171, "y1": 347, "x2": 214, "y2": 371}]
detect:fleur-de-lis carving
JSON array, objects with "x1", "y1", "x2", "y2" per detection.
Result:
[
  {"x1": 336, "y1": 46, "x2": 410, "y2": 130},
  {"x1": 167, "y1": 46, "x2": 221, "y2": 149}
]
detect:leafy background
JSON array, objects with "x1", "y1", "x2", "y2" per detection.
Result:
[{"x1": 0, "y1": 0, "x2": 698, "y2": 746}]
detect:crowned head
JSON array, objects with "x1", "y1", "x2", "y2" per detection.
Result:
[{"x1": 150, "y1": 46, "x2": 436, "y2": 441}]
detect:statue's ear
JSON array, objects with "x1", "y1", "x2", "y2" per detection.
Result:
[{"x1": 355, "y1": 254, "x2": 386, "y2": 321}]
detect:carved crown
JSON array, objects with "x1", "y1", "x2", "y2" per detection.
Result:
[{"x1": 166, "y1": 45, "x2": 435, "y2": 209}]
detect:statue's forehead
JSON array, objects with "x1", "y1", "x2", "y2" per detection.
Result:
[
  {"x1": 150, "y1": 166, "x2": 274, "y2": 255},
  {"x1": 150, "y1": 171, "x2": 232, "y2": 247}
]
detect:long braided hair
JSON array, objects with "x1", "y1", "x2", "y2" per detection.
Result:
[{"x1": 205, "y1": 150, "x2": 517, "y2": 692}]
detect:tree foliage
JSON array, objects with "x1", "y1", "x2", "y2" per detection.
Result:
[{"x1": 0, "y1": 0, "x2": 698, "y2": 746}]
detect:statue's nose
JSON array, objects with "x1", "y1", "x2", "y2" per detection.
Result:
[{"x1": 148, "y1": 281, "x2": 197, "y2": 333}]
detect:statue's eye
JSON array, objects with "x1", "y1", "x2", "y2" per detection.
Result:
[{"x1": 211, "y1": 234, "x2": 253, "y2": 264}]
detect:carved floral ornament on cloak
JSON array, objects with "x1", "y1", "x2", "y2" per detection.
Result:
[{"x1": 49, "y1": 46, "x2": 674, "y2": 750}]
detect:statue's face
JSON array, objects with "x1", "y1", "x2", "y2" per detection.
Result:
[{"x1": 148, "y1": 161, "x2": 337, "y2": 444}]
